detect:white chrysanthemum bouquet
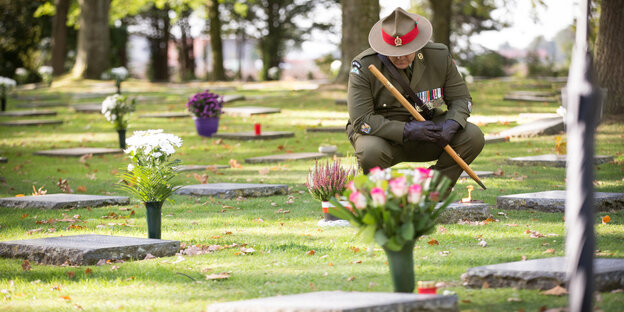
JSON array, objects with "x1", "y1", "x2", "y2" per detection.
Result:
[{"x1": 101, "y1": 94, "x2": 135, "y2": 130}]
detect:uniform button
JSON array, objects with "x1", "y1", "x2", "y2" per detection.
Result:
[{"x1": 382, "y1": 103, "x2": 387, "y2": 107}]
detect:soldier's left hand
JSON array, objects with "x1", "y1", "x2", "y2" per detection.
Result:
[{"x1": 436, "y1": 119, "x2": 461, "y2": 147}]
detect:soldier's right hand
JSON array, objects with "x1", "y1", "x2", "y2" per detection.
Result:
[{"x1": 403, "y1": 120, "x2": 442, "y2": 143}]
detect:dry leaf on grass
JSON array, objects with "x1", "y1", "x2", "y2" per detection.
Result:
[
  {"x1": 541, "y1": 285, "x2": 568, "y2": 296},
  {"x1": 22, "y1": 260, "x2": 31, "y2": 271},
  {"x1": 602, "y1": 215, "x2": 611, "y2": 224},
  {"x1": 205, "y1": 273, "x2": 230, "y2": 280},
  {"x1": 428, "y1": 239, "x2": 439, "y2": 245}
]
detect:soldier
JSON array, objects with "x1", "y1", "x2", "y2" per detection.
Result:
[{"x1": 346, "y1": 7, "x2": 484, "y2": 189}]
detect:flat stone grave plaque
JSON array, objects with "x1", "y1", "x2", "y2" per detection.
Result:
[
  {"x1": 175, "y1": 183, "x2": 288, "y2": 199},
  {"x1": 206, "y1": 291, "x2": 458, "y2": 312},
  {"x1": 14, "y1": 94, "x2": 61, "y2": 101},
  {"x1": 507, "y1": 154, "x2": 613, "y2": 167},
  {"x1": 305, "y1": 127, "x2": 345, "y2": 133},
  {"x1": 245, "y1": 152, "x2": 327, "y2": 164},
  {"x1": 438, "y1": 201, "x2": 490, "y2": 223},
  {"x1": 71, "y1": 93, "x2": 109, "y2": 99},
  {"x1": 335, "y1": 98, "x2": 347, "y2": 105},
  {"x1": 506, "y1": 90, "x2": 557, "y2": 97},
  {"x1": 222, "y1": 106, "x2": 281, "y2": 116},
  {"x1": 484, "y1": 135, "x2": 509, "y2": 144},
  {"x1": 34, "y1": 147, "x2": 122, "y2": 157},
  {"x1": 459, "y1": 171, "x2": 494, "y2": 179},
  {"x1": 0, "y1": 193, "x2": 129, "y2": 209},
  {"x1": 0, "y1": 157, "x2": 7, "y2": 163},
  {"x1": 17, "y1": 101, "x2": 67, "y2": 108},
  {"x1": 72, "y1": 104, "x2": 102, "y2": 113},
  {"x1": 212, "y1": 131, "x2": 294, "y2": 141},
  {"x1": 0, "y1": 234, "x2": 179, "y2": 265},
  {"x1": 496, "y1": 117, "x2": 563, "y2": 138},
  {"x1": 502, "y1": 95, "x2": 557, "y2": 102},
  {"x1": 517, "y1": 113, "x2": 562, "y2": 123},
  {"x1": 0, "y1": 119, "x2": 63, "y2": 126},
  {"x1": 207, "y1": 86, "x2": 236, "y2": 92},
  {"x1": 0, "y1": 110, "x2": 57, "y2": 117},
  {"x1": 223, "y1": 94, "x2": 245, "y2": 103},
  {"x1": 497, "y1": 190, "x2": 624, "y2": 212},
  {"x1": 174, "y1": 164, "x2": 229, "y2": 172},
  {"x1": 138, "y1": 112, "x2": 190, "y2": 118},
  {"x1": 462, "y1": 256, "x2": 624, "y2": 291}
]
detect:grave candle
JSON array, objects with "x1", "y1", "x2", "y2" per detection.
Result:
[
  {"x1": 417, "y1": 281, "x2": 436, "y2": 294},
  {"x1": 254, "y1": 123, "x2": 261, "y2": 135}
]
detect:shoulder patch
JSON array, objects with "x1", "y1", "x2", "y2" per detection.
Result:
[
  {"x1": 351, "y1": 60, "x2": 361, "y2": 69},
  {"x1": 350, "y1": 67, "x2": 360, "y2": 75},
  {"x1": 360, "y1": 122, "x2": 371, "y2": 134}
]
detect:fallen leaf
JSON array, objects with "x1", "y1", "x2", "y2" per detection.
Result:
[
  {"x1": 193, "y1": 173, "x2": 209, "y2": 184},
  {"x1": 543, "y1": 248, "x2": 555, "y2": 254},
  {"x1": 144, "y1": 254, "x2": 156, "y2": 260},
  {"x1": 478, "y1": 240, "x2": 488, "y2": 247},
  {"x1": 22, "y1": 260, "x2": 31, "y2": 271},
  {"x1": 602, "y1": 215, "x2": 611, "y2": 224},
  {"x1": 79, "y1": 153, "x2": 92, "y2": 163},
  {"x1": 228, "y1": 159, "x2": 242, "y2": 169},
  {"x1": 60, "y1": 295, "x2": 72, "y2": 300},
  {"x1": 428, "y1": 239, "x2": 439, "y2": 246},
  {"x1": 205, "y1": 273, "x2": 230, "y2": 280},
  {"x1": 21, "y1": 213, "x2": 28, "y2": 219},
  {"x1": 493, "y1": 168, "x2": 504, "y2": 176},
  {"x1": 110, "y1": 265, "x2": 119, "y2": 271},
  {"x1": 258, "y1": 168, "x2": 270, "y2": 175},
  {"x1": 76, "y1": 186, "x2": 87, "y2": 193},
  {"x1": 306, "y1": 250, "x2": 315, "y2": 255},
  {"x1": 507, "y1": 297, "x2": 522, "y2": 302},
  {"x1": 84, "y1": 268, "x2": 92, "y2": 275},
  {"x1": 482, "y1": 281, "x2": 489, "y2": 289},
  {"x1": 347, "y1": 276, "x2": 355, "y2": 281},
  {"x1": 541, "y1": 285, "x2": 568, "y2": 296},
  {"x1": 66, "y1": 271, "x2": 75, "y2": 279}
]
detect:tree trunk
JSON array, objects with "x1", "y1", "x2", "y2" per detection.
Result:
[
  {"x1": 72, "y1": 0, "x2": 111, "y2": 79},
  {"x1": 429, "y1": 0, "x2": 452, "y2": 48},
  {"x1": 335, "y1": 0, "x2": 379, "y2": 84},
  {"x1": 148, "y1": 5, "x2": 170, "y2": 81},
  {"x1": 51, "y1": 0, "x2": 70, "y2": 76},
  {"x1": 208, "y1": 0, "x2": 225, "y2": 81},
  {"x1": 594, "y1": 0, "x2": 624, "y2": 114},
  {"x1": 178, "y1": 8, "x2": 195, "y2": 81}
]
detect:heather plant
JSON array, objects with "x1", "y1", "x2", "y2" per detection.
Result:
[
  {"x1": 305, "y1": 158, "x2": 357, "y2": 202},
  {"x1": 186, "y1": 90, "x2": 223, "y2": 118}
]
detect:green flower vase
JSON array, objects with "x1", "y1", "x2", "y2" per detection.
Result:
[
  {"x1": 383, "y1": 240, "x2": 416, "y2": 293},
  {"x1": 144, "y1": 201, "x2": 163, "y2": 239}
]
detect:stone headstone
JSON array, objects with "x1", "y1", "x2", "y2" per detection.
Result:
[
  {"x1": 459, "y1": 171, "x2": 494, "y2": 179},
  {"x1": 507, "y1": 154, "x2": 613, "y2": 167},
  {"x1": 222, "y1": 107, "x2": 281, "y2": 116},
  {"x1": 17, "y1": 101, "x2": 66, "y2": 108},
  {"x1": 212, "y1": 131, "x2": 294, "y2": 141},
  {"x1": 245, "y1": 152, "x2": 328, "y2": 164},
  {"x1": 0, "y1": 119, "x2": 63, "y2": 126},
  {"x1": 0, "y1": 110, "x2": 57, "y2": 117},
  {"x1": 174, "y1": 165, "x2": 229, "y2": 172},
  {"x1": 34, "y1": 147, "x2": 122, "y2": 157},
  {"x1": 175, "y1": 183, "x2": 288, "y2": 199},
  {"x1": 0, "y1": 234, "x2": 179, "y2": 265},
  {"x1": 72, "y1": 104, "x2": 102, "y2": 113},
  {"x1": 497, "y1": 190, "x2": 624, "y2": 212},
  {"x1": 517, "y1": 113, "x2": 562, "y2": 124},
  {"x1": 0, "y1": 194, "x2": 129, "y2": 209},
  {"x1": 71, "y1": 93, "x2": 109, "y2": 100},
  {"x1": 138, "y1": 112, "x2": 190, "y2": 118},
  {"x1": 506, "y1": 90, "x2": 557, "y2": 97},
  {"x1": 305, "y1": 127, "x2": 345, "y2": 133},
  {"x1": 0, "y1": 157, "x2": 7, "y2": 163},
  {"x1": 462, "y1": 257, "x2": 624, "y2": 291},
  {"x1": 223, "y1": 94, "x2": 245, "y2": 103},
  {"x1": 503, "y1": 95, "x2": 557, "y2": 102},
  {"x1": 335, "y1": 98, "x2": 347, "y2": 105},
  {"x1": 206, "y1": 291, "x2": 458, "y2": 312},
  {"x1": 497, "y1": 117, "x2": 564, "y2": 138},
  {"x1": 438, "y1": 201, "x2": 490, "y2": 223},
  {"x1": 484, "y1": 135, "x2": 509, "y2": 144}
]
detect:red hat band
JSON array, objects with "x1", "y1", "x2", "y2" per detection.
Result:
[{"x1": 381, "y1": 24, "x2": 419, "y2": 47}]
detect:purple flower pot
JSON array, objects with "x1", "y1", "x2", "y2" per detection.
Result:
[{"x1": 194, "y1": 116, "x2": 219, "y2": 137}]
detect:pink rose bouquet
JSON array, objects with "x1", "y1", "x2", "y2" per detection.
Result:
[{"x1": 330, "y1": 167, "x2": 454, "y2": 251}]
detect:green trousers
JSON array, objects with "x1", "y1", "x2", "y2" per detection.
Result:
[{"x1": 348, "y1": 119, "x2": 484, "y2": 189}]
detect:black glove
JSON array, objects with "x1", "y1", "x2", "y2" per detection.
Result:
[
  {"x1": 403, "y1": 120, "x2": 442, "y2": 143},
  {"x1": 436, "y1": 119, "x2": 461, "y2": 147}
]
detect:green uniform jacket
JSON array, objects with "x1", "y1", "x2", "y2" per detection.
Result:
[{"x1": 347, "y1": 43, "x2": 472, "y2": 144}]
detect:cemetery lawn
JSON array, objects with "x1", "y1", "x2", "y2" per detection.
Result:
[{"x1": 1, "y1": 78, "x2": 623, "y2": 311}]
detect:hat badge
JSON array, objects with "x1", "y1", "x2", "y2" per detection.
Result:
[{"x1": 394, "y1": 36, "x2": 403, "y2": 47}]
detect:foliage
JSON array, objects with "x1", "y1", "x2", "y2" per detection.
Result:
[
  {"x1": 305, "y1": 158, "x2": 357, "y2": 202},
  {"x1": 465, "y1": 50, "x2": 513, "y2": 77},
  {"x1": 119, "y1": 129, "x2": 183, "y2": 203},
  {"x1": 101, "y1": 94, "x2": 136, "y2": 130},
  {"x1": 186, "y1": 90, "x2": 224, "y2": 118},
  {"x1": 38, "y1": 66, "x2": 53, "y2": 86},
  {"x1": 330, "y1": 167, "x2": 454, "y2": 251}
]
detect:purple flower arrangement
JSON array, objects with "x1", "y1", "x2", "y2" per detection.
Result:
[{"x1": 186, "y1": 90, "x2": 224, "y2": 118}]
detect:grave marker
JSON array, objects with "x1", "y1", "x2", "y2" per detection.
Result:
[
  {"x1": 497, "y1": 190, "x2": 624, "y2": 212},
  {"x1": 484, "y1": 135, "x2": 509, "y2": 144},
  {"x1": 223, "y1": 94, "x2": 245, "y2": 103},
  {"x1": 212, "y1": 131, "x2": 294, "y2": 141},
  {"x1": 496, "y1": 117, "x2": 563, "y2": 138},
  {"x1": 138, "y1": 112, "x2": 190, "y2": 118},
  {"x1": 221, "y1": 107, "x2": 280, "y2": 116},
  {"x1": 175, "y1": 183, "x2": 288, "y2": 199},
  {"x1": 34, "y1": 147, "x2": 122, "y2": 157},
  {"x1": 244, "y1": 152, "x2": 327, "y2": 164},
  {"x1": 206, "y1": 291, "x2": 458, "y2": 312},
  {"x1": 72, "y1": 104, "x2": 102, "y2": 113},
  {"x1": 462, "y1": 257, "x2": 624, "y2": 291},
  {"x1": 438, "y1": 201, "x2": 490, "y2": 223},
  {"x1": 0, "y1": 110, "x2": 57, "y2": 117},
  {"x1": 17, "y1": 101, "x2": 66, "y2": 108},
  {"x1": 174, "y1": 165, "x2": 229, "y2": 172},
  {"x1": 305, "y1": 127, "x2": 345, "y2": 133},
  {"x1": 0, "y1": 194, "x2": 129, "y2": 209},
  {"x1": 0, "y1": 234, "x2": 179, "y2": 265},
  {"x1": 0, "y1": 119, "x2": 63, "y2": 126},
  {"x1": 507, "y1": 154, "x2": 613, "y2": 167}
]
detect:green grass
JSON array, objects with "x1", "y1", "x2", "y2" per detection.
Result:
[{"x1": 1, "y1": 77, "x2": 623, "y2": 311}]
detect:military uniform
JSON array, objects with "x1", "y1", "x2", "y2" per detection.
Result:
[{"x1": 346, "y1": 43, "x2": 484, "y2": 186}]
